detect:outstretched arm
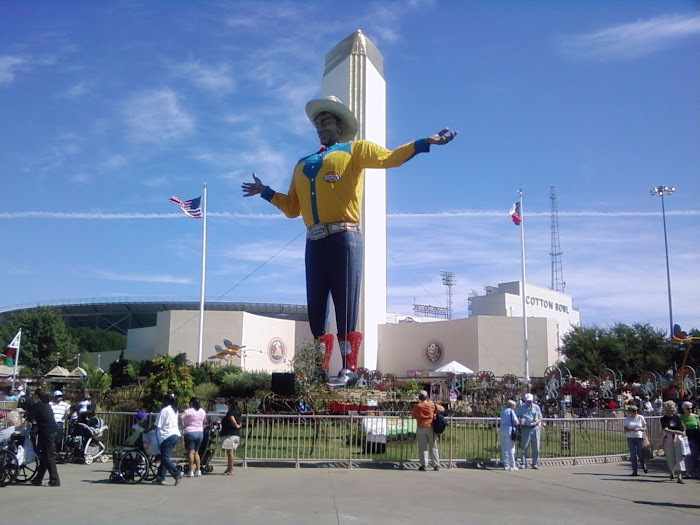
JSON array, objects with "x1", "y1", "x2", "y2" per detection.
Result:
[
  {"x1": 426, "y1": 127, "x2": 458, "y2": 146},
  {"x1": 242, "y1": 173, "x2": 264, "y2": 197}
]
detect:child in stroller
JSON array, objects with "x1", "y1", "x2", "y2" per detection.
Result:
[{"x1": 64, "y1": 412, "x2": 109, "y2": 464}]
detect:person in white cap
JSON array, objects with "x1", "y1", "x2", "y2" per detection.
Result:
[
  {"x1": 243, "y1": 95, "x2": 457, "y2": 385},
  {"x1": 516, "y1": 393, "x2": 543, "y2": 469},
  {"x1": 50, "y1": 390, "x2": 70, "y2": 454}
]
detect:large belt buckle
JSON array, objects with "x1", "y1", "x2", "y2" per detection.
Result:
[
  {"x1": 308, "y1": 224, "x2": 329, "y2": 240},
  {"x1": 328, "y1": 222, "x2": 344, "y2": 234}
]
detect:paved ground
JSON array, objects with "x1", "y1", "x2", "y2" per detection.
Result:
[{"x1": 1, "y1": 457, "x2": 698, "y2": 525}]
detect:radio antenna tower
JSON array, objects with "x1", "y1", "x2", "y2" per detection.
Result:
[
  {"x1": 441, "y1": 269, "x2": 456, "y2": 319},
  {"x1": 550, "y1": 186, "x2": 565, "y2": 292}
]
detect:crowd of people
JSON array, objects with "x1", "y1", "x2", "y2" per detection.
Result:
[
  {"x1": 1, "y1": 388, "x2": 244, "y2": 488},
  {"x1": 2, "y1": 387, "x2": 698, "y2": 486},
  {"x1": 493, "y1": 393, "x2": 699, "y2": 481},
  {"x1": 125, "y1": 394, "x2": 243, "y2": 486}
]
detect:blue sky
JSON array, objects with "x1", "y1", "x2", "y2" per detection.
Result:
[{"x1": 1, "y1": 1, "x2": 698, "y2": 334}]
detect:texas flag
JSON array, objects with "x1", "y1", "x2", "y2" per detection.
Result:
[{"x1": 509, "y1": 202, "x2": 522, "y2": 225}]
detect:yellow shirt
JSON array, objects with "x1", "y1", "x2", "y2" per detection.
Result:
[{"x1": 262, "y1": 139, "x2": 429, "y2": 227}]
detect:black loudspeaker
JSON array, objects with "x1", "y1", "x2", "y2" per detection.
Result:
[{"x1": 271, "y1": 372, "x2": 295, "y2": 396}]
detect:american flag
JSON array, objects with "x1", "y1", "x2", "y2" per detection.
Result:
[{"x1": 169, "y1": 195, "x2": 202, "y2": 218}]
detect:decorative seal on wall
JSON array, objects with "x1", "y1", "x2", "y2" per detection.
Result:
[
  {"x1": 425, "y1": 341, "x2": 442, "y2": 363},
  {"x1": 267, "y1": 337, "x2": 287, "y2": 364}
]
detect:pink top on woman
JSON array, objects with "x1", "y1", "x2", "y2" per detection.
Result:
[{"x1": 182, "y1": 407, "x2": 206, "y2": 434}]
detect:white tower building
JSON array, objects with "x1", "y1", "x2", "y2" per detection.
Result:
[{"x1": 321, "y1": 30, "x2": 386, "y2": 370}]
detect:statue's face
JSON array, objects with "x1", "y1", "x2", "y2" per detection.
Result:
[{"x1": 313, "y1": 112, "x2": 343, "y2": 146}]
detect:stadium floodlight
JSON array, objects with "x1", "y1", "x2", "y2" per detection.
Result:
[{"x1": 649, "y1": 185, "x2": 675, "y2": 338}]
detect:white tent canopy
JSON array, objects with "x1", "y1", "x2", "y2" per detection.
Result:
[{"x1": 434, "y1": 361, "x2": 474, "y2": 375}]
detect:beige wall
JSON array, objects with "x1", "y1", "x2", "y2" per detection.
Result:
[
  {"x1": 378, "y1": 315, "x2": 558, "y2": 378},
  {"x1": 378, "y1": 318, "x2": 478, "y2": 374},
  {"x1": 108, "y1": 310, "x2": 560, "y2": 380},
  {"x1": 157, "y1": 310, "x2": 299, "y2": 373}
]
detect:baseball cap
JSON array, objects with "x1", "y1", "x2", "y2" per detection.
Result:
[
  {"x1": 53, "y1": 390, "x2": 63, "y2": 397},
  {"x1": 524, "y1": 393, "x2": 534, "y2": 402},
  {"x1": 418, "y1": 390, "x2": 429, "y2": 398}
]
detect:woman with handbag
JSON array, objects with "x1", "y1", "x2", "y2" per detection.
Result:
[
  {"x1": 679, "y1": 401, "x2": 699, "y2": 478},
  {"x1": 659, "y1": 400, "x2": 687, "y2": 484},
  {"x1": 499, "y1": 400, "x2": 520, "y2": 471},
  {"x1": 623, "y1": 405, "x2": 647, "y2": 476}
]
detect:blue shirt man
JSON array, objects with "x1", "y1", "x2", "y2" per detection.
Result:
[{"x1": 516, "y1": 393, "x2": 543, "y2": 469}]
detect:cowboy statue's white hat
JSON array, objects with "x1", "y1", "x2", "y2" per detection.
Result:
[{"x1": 305, "y1": 95, "x2": 358, "y2": 143}]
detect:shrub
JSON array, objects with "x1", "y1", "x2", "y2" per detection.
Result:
[
  {"x1": 220, "y1": 371, "x2": 271, "y2": 399},
  {"x1": 142, "y1": 355, "x2": 194, "y2": 410},
  {"x1": 193, "y1": 382, "x2": 221, "y2": 408},
  {"x1": 211, "y1": 365, "x2": 243, "y2": 386}
]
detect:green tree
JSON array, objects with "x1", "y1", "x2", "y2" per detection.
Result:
[
  {"x1": 559, "y1": 323, "x2": 671, "y2": 381},
  {"x1": 0, "y1": 307, "x2": 79, "y2": 375},
  {"x1": 142, "y1": 355, "x2": 194, "y2": 410},
  {"x1": 291, "y1": 339, "x2": 325, "y2": 392},
  {"x1": 67, "y1": 327, "x2": 126, "y2": 354}
]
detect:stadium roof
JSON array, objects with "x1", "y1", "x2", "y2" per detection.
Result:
[{"x1": 0, "y1": 299, "x2": 308, "y2": 334}]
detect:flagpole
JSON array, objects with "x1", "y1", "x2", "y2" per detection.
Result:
[
  {"x1": 10, "y1": 328, "x2": 21, "y2": 392},
  {"x1": 518, "y1": 190, "x2": 530, "y2": 387},
  {"x1": 197, "y1": 183, "x2": 207, "y2": 365}
]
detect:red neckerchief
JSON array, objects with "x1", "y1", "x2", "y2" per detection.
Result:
[{"x1": 317, "y1": 145, "x2": 328, "y2": 154}]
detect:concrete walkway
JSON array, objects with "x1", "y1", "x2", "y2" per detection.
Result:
[{"x1": 1, "y1": 458, "x2": 698, "y2": 525}]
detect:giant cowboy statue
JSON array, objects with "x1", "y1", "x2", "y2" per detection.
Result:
[{"x1": 242, "y1": 95, "x2": 457, "y2": 386}]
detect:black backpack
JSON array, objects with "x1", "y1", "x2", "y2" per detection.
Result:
[{"x1": 432, "y1": 405, "x2": 448, "y2": 434}]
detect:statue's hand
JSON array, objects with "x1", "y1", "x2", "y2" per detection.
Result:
[
  {"x1": 427, "y1": 127, "x2": 458, "y2": 145},
  {"x1": 242, "y1": 173, "x2": 264, "y2": 197}
]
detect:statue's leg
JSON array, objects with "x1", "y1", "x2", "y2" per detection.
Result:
[
  {"x1": 319, "y1": 334, "x2": 335, "y2": 374},
  {"x1": 339, "y1": 332, "x2": 362, "y2": 372},
  {"x1": 305, "y1": 237, "x2": 331, "y2": 339},
  {"x1": 329, "y1": 231, "x2": 363, "y2": 352}
]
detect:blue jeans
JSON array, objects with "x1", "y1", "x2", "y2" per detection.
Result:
[
  {"x1": 520, "y1": 426, "x2": 540, "y2": 467},
  {"x1": 305, "y1": 231, "x2": 363, "y2": 338},
  {"x1": 157, "y1": 435, "x2": 180, "y2": 481},
  {"x1": 627, "y1": 437, "x2": 645, "y2": 474}
]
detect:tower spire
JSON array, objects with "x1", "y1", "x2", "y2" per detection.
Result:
[{"x1": 549, "y1": 186, "x2": 565, "y2": 292}]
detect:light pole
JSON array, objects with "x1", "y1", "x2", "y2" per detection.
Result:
[
  {"x1": 649, "y1": 185, "x2": 675, "y2": 338},
  {"x1": 440, "y1": 270, "x2": 456, "y2": 320}
]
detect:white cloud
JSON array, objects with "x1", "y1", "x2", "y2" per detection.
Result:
[
  {"x1": 96, "y1": 270, "x2": 191, "y2": 284},
  {"x1": 0, "y1": 56, "x2": 28, "y2": 85},
  {"x1": 60, "y1": 81, "x2": 92, "y2": 99},
  {"x1": 141, "y1": 176, "x2": 168, "y2": 188},
  {"x1": 101, "y1": 154, "x2": 127, "y2": 170},
  {"x1": 559, "y1": 13, "x2": 700, "y2": 60},
  {"x1": 171, "y1": 59, "x2": 236, "y2": 93},
  {"x1": 121, "y1": 88, "x2": 194, "y2": 144}
]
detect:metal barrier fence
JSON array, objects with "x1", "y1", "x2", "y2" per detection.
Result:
[{"x1": 0, "y1": 408, "x2": 663, "y2": 468}]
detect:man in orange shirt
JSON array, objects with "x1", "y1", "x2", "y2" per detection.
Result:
[{"x1": 411, "y1": 390, "x2": 445, "y2": 471}]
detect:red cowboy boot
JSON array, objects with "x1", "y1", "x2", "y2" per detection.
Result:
[
  {"x1": 339, "y1": 332, "x2": 362, "y2": 371},
  {"x1": 318, "y1": 334, "x2": 335, "y2": 373}
]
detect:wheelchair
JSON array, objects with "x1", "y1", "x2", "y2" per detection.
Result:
[
  {"x1": 109, "y1": 447, "x2": 160, "y2": 484},
  {"x1": 0, "y1": 434, "x2": 38, "y2": 486}
]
